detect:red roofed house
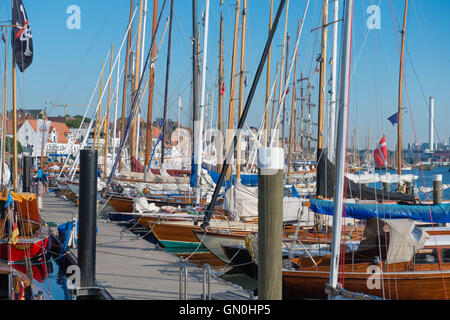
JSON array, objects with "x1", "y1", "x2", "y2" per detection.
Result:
[{"x1": 17, "y1": 119, "x2": 78, "y2": 157}]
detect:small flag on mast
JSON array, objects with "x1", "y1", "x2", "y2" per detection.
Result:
[
  {"x1": 374, "y1": 135, "x2": 388, "y2": 168},
  {"x1": 387, "y1": 112, "x2": 399, "y2": 126}
]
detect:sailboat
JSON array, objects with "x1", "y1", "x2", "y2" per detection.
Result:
[
  {"x1": 282, "y1": 0, "x2": 450, "y2": 300},
  {"x1": 0, "y1": 1, "x2": 53, "y2": 265}
]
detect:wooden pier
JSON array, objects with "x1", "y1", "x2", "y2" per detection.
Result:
[{"x1": 40, "y1": 192, "x2": 250, "y2": 300}]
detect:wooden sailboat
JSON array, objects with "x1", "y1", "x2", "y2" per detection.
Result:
[{"x1": 0, "y1": 191, "x2": 52, "y2": 263}]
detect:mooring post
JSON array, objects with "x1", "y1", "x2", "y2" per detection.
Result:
[
  {"x1": 257, "y1": 147, "x2": 284, "y2": 300},
  {"x1": 433, "y1": 174, "x2": 442, "y2": 205},
  {"x1": 22, "y1": 156, "x2": 32, "y2": 193},
  {"x1": 78, "y1": 149, "x2": 98, "y2": 290}
]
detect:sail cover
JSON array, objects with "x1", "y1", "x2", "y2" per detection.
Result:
[
  {"x1": 310, "y1": 198, "x2": 450, "y2": 223},
  {"x1": 316, "y1": 154, "x2": 415, "y2": 201},
  {"x1": 11, "y1": 0, "x2": 33, "y2": 72}
]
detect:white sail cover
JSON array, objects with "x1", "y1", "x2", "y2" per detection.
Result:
[
  {"x1": 222, "y1": 183, "x2": 306, "y2": 222},
  {"x1": 382, "y1": 219, "x2": 430, "y2": 265},
  {"x1": 133, "y1": 197, "x2": 160, "y2": 213},
  {"x1": 1, "y1": 162, "x2": 11, "y2": 186}
]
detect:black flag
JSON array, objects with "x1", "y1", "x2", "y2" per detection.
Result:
[{"x1": 11, "y1": 0, "x2": 33, "y2": 72}]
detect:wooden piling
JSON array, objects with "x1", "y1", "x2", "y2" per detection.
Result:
[{"x1": 257, "y1": 147, "x2": 284, "y2": 300}]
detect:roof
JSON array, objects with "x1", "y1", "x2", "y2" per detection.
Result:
[{"x1": 28, "y1": 120, "x2": 71, "y2": 144}]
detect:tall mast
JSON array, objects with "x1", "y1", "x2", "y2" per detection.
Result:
[
  {"x1": 217, "y1": 10, "x2": 224, "y2": 173},
  {"x1": 144, "y1": 0, "x2": 158, "y2": 171},
  {"x1": 316, "y1": 0, "x2": 328, "y2": 198},
  {"x1": 397, "y1": 0, "x2": 409, "y2": 175},
  {"x1": 190, "y1": 0, "x2": 199, "y2": 188},
  {"x1": 40, "y1": 114, "x2": 46, "y2": 168},
  {"x1": 276, "y1": 0, "x2": 289, "y2": 146},
  {"x1": 282, "y1": 33, "x2": 289, "y2": 147},
  {"x1": 328, "y1": 0, "x2": 339, "y2": 161},
  {"x1": 119, "y1": 0, "x2": 134, "y2": 171},
  {"x1": 12, "y1": 55, "x2": 17, "y2": 191},
  {"x1": 264, "y1": 0, "x2": 274, "y2": 147},
  {"x1": 160, "y1": 0, "x2": 174, "y2": 164},
  {"x1": 195, "y1": 0, "x2": 210, "y2": 202},
  {"x1": 1, "y1": 32, "x2": 7, "y2": 188},
  {"x1": 329, "y1": 0, "x2": 353, "y2": 299},
  {"x1": 225, "y1": 0, "x2": 240, "y2": 181},
  {"x1": 131, "y1": 0, "x2": 144, "y2": 161},
  {"x1": 95, "y1": 62, "x2": 104, "y2": 154},
  {"x1": 104, "y1": 44, "x2": 114, "y2": 177},
  {"x1": 287, "y1": 20, "x2": 300, "y2": 183},
  {"x1": 236, "y1": 0, "x2": 247, "y2": 182},
  {"x1": 270, "y1": 62, "x2": 279, "y2": 133}
]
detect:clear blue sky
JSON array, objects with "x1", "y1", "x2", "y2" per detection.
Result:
[{"x1": 0, "y1": 0, "x2": 448, "y2": 151}]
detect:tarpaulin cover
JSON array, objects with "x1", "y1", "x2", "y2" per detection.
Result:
[{"x1": 310, "y1": 198, "x2": 450, "y2": 223}]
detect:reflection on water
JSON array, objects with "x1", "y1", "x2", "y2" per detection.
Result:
[{"x1": 9, "y1": 247, "x2": 73, "y2": 300}]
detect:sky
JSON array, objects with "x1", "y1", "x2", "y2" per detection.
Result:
[{"x1": 0, "y1": 0, "x2": 449, "y2": 151}]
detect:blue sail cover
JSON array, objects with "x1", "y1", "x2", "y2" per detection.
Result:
[
  {"x1": 310, "y1": 198, "x2": 450, "y2": 223},
  {"x1": 206, "y1": 168, "x2": 258, "y2": 187}
]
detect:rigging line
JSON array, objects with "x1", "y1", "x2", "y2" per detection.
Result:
[
  {"x1": 405, "y1": 44, "x2": 442, "y2": 145},
  {"x1": 388, "y1": 0, "x2": 448, "y2": 300},
  {"x1": 54, "y1": 0, "x2": 120, "y2": 103},
  {"x1": 107, "y1": 0, "x2": 168, "y2": 184},
  {"x1": 269, "y1": 0, "x2": 309, "y2": 147}
]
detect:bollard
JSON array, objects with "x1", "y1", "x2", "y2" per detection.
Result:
[
  {"x1": 78, "y1": 149, "x2": 98, "y2": 290},
  {"x1": 22, "y1": 156, "x2": 32, "y2": 193},
  {"x1": 433, "y1": 174, "x2": 443, "y2": 205},
  {"x1": 257, "y1": 147, "x2": 284, "y2": 300}
]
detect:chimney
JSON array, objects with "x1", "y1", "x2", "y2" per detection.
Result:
[{"x1": 429, "y1": 97, "x2": 434, "y2": 152}]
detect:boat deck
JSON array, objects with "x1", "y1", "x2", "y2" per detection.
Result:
[{"x1": 40, "y1": 192, "x2": 250, "y2": 300}]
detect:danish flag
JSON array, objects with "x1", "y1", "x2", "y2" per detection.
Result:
[{"x1": 374, "y1": 135, "x2": 388, "y2": 167}]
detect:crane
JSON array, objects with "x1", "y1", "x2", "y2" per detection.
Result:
[{"x1": 45, "y1": 100, "x2": 87, "y2": 116}]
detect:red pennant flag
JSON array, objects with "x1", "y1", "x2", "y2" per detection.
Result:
[
  {"x1": 286, "y1": 87, "x2": 290, "y2": 95},
  {"x1": 374, "y1": 135, "x2": 388, "y2": 167},
  {"x1": 220, "y1": 83, "x2": 225, "y2": 96}
]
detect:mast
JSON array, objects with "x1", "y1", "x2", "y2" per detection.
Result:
[
  {"x1": 328, "y1": 0, "x2": 353, "y2": 299},
  {"x1": 217, "y1": 10, "x2": 224, "y2": 172},
  {"x1": 397, "y1": 0, "x2": 409, "y2": 175},
  {"x1": 282, "y1": 33, "x2": 289, "y2": 147},
  {"x1": 270, "y1": 62, "x2": 279, "y2": 133},
  {"x1": 40, "y1": 114, "x2": 46, "y2": 168},
  {"x1": 264, "y1": 0, "x2": 273, "y2": 147},
  {"x1": 316, "y1": 0, "x2": 329, "y2": 197},
  {"x1": 190, "y1": 0, "x2": 199, "y2": 188},
  {"x1": 12, "y1": 55, "x2": 17, "y2": 191},
  {"x1": 160, "y1": 0, "x2": 174, "y2": 164},
  {"x1": 287, "y1": 20, "x2": 300, "y2": 183},
  {"x1": 120, "y1": 0, "x2": 134, "y2": 171},
  {"x1": 195, "y1": 0, "x2": 210, "y2": 201},
  {"x1": 225, "y1": 0, "x2": 240, "y2": 182},
  {"x1": 236, "y1": 0, "x2": 247, "y2": 182},
  {"x1": 328, "y1": 0, "x2": 339, "y2": 161},
  {"x1": 95, "y1": 62, "x2": 104, "y2": 154},
  {"x1": 103, "y1": 44, "x2": 114, "y2": 177},
  {"x1": 144, "y1": 0, "x2": 158, "y2": 171},
  {"x1": 1, "y1": 32, "x2": 7, "y2": 188},
  {"x1": 131, "y1": 0, "x2": 144, "y2": 161},
  {"x1": 202, "y1": 0, "x2": 287, "y2": 227},
  {"x1": 275, "y1": 0, "x2": 289, "y2": 146}
]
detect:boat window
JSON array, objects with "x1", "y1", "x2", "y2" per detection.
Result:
[
  {"x1": 414, "y1": 249, "x2": 438, "y2": 264},
  {"x1": 441, "y1": 249, "x2": 450, "y2": 263},
  {"x1": 410, "y1": 226, "x2": 423, "y2": 242}
]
